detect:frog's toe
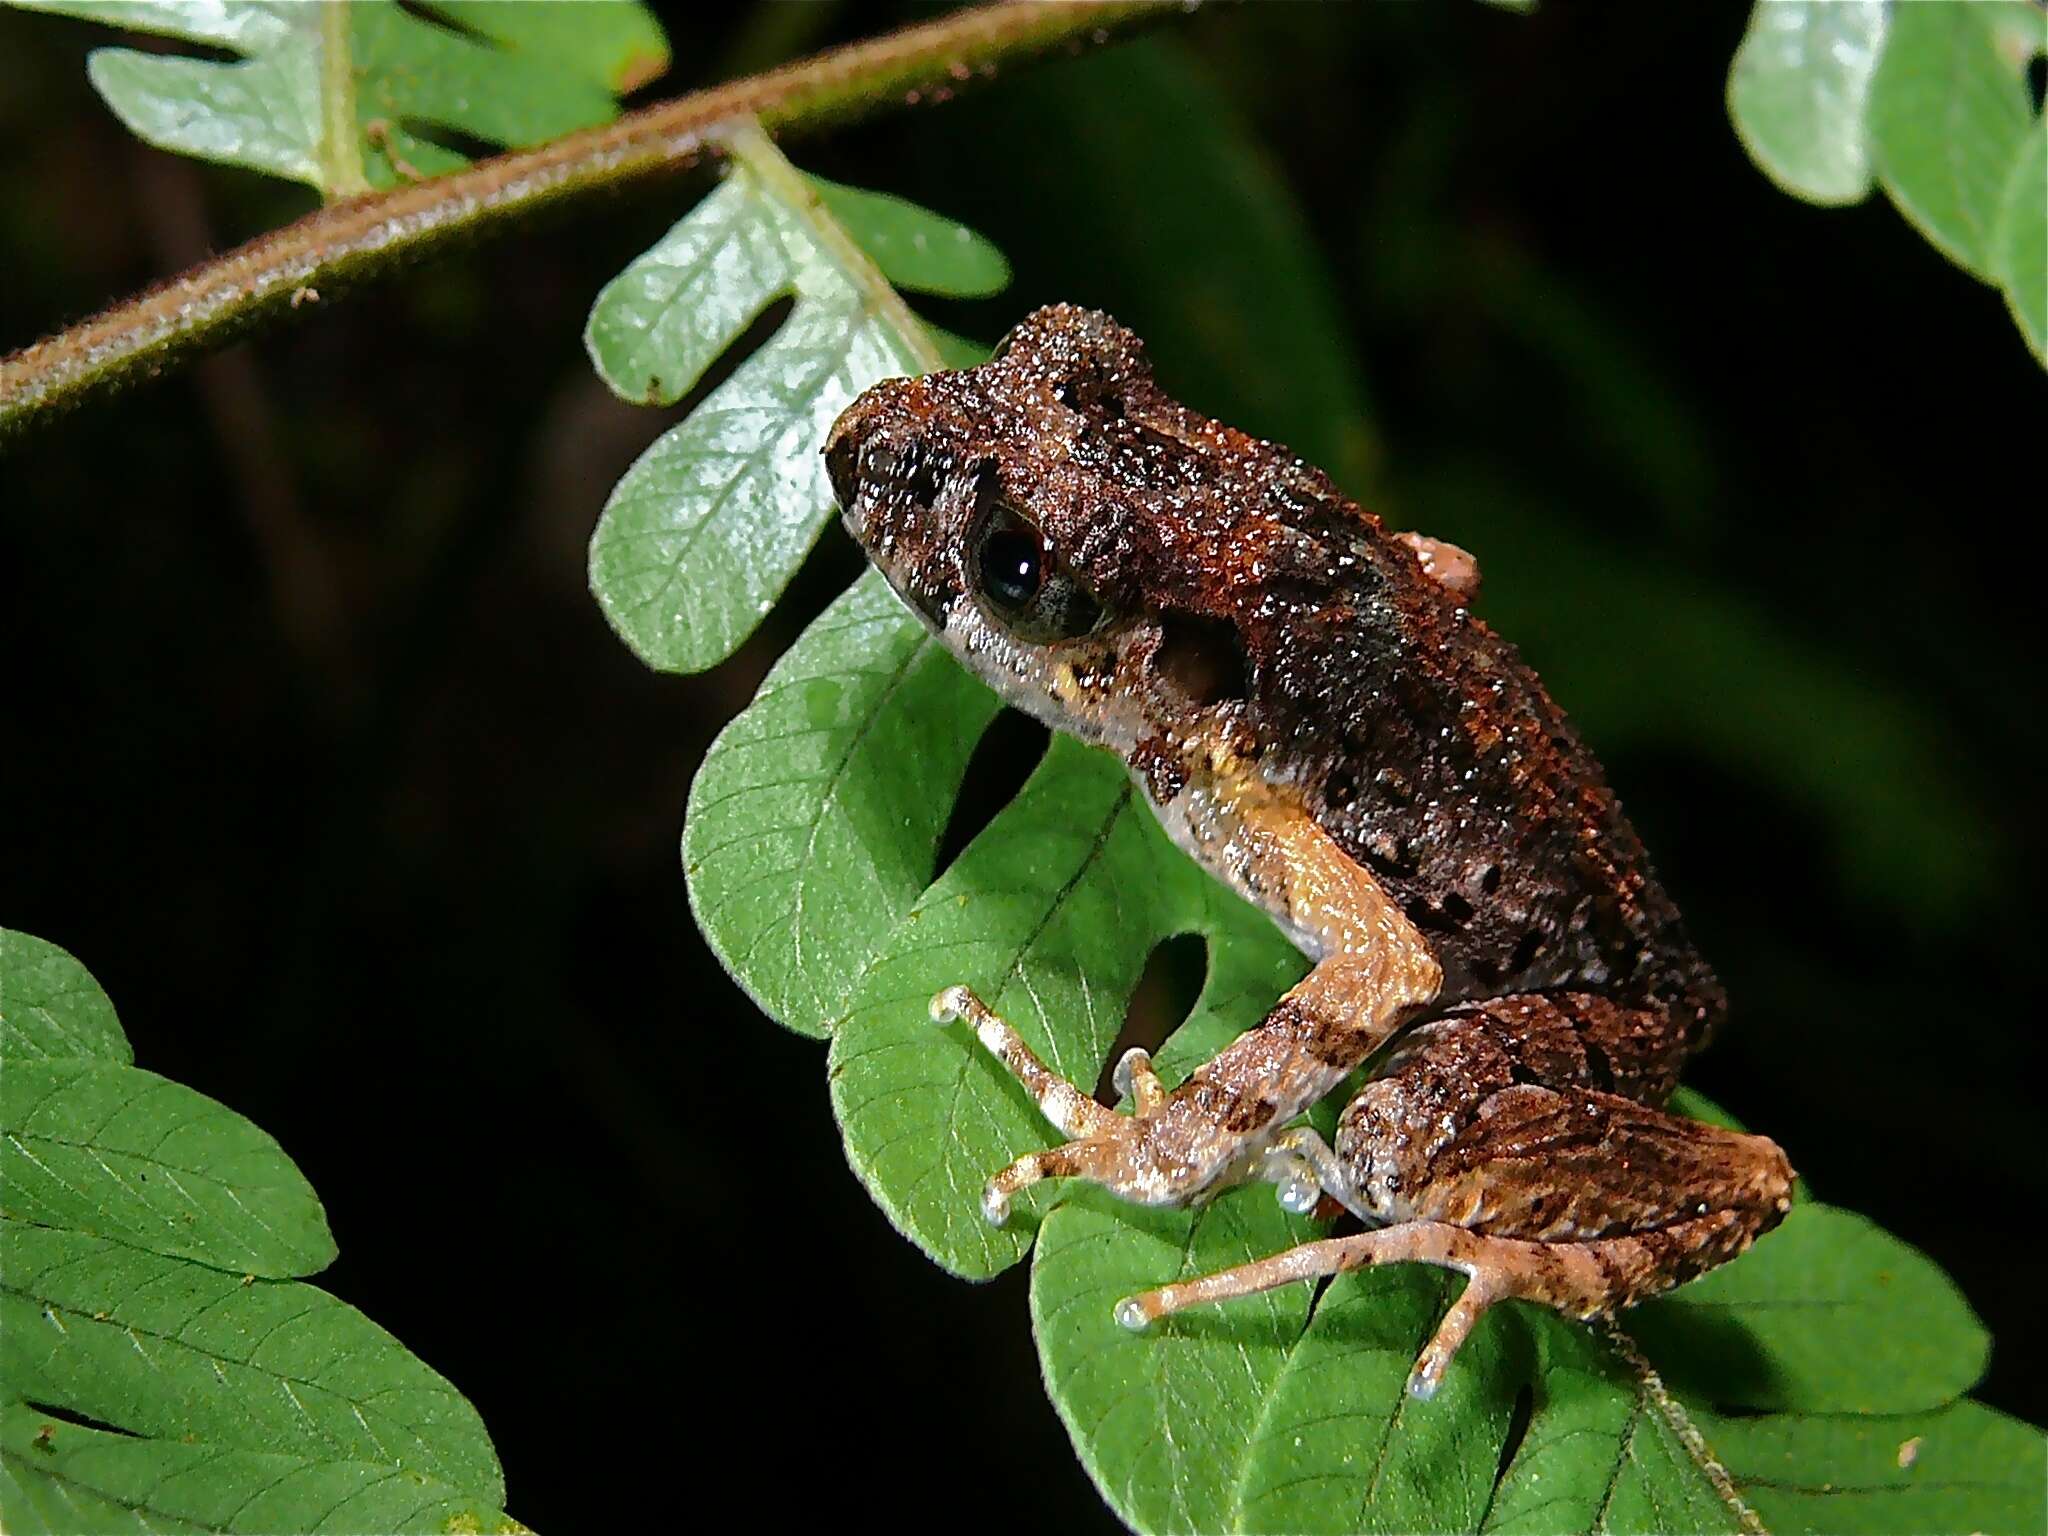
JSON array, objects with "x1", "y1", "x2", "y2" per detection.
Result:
[
  {"x1": 982, "y1": 1137, "x2": 1125, "y2": 1224},
  {"x1": 934, "y1": 985, "x2": 1116, "y2": 1140},
  {"x1": 1112, "y1": 1046, "x2": 1167, "y2": 1116}
]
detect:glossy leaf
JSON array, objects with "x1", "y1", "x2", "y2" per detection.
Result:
[
  {"x1": 0, "y1": 1060, "x2": 336, "y2": 1278},
  {"x1": 0, "y1": 1401, "x2": 519, "y2": 1536},
  {"x1": 585, "y1": 140, "x2": 971, "y2": 674},
  {"x1": 0, "y1": 1223, "x2": 504, "y2": 1502},
  {"x1": 0, "y1": 928, "x2": 129, "y2": 1064},
  {"x1": 1868, "y1": 0, "x2": 2038, "y2": 279},
  {"x1": 6, "y1": 0, "x2": 667, "y2": 194},
  {"x1": 1727, "y1": 0, "x2": 1890, "y2": 206},
  {"x1": 1992, "y1": 117, "x2": 2048, "y2": 363},
  {"x1": 685, "y1": 568, "x2": 1002, "y2": 1037}
]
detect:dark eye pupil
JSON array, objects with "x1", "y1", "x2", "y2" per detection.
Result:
[{"x1": 982, "y1": 531, "x2": 1041, "y2": 607}]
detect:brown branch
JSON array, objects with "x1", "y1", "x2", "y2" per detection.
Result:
[{"x1": 0, "y1": 0, "x2": 1190, "y2": 443}]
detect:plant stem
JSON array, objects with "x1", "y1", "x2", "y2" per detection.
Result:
[
  {"x1": 318, "y1": 2, "x2": 369, "y2": 197},
  {"x1": 725, "y1": 122, "x2": 946, "y2": 375},
  {"x1": 0, "y1": 0, "x2": 1188, "y2": 444}
]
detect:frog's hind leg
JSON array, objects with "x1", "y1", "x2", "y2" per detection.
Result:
[
  {"x1": 1115, "y1": 1210, "x2": 1755, "y2": 1399},
  {"x1": 1121, "y1": 1000, "x2": 1795, "y2": 1398}
]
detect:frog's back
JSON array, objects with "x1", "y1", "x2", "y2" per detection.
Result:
[{"x1": 1067, "y1": 342, "x2": 1724, "y2": 1039}]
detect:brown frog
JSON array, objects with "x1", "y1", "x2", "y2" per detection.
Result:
[{"x1": 824, "y1": 305, "x2": 1793, "y2": 1398}]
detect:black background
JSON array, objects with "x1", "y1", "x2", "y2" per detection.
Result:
[{"x1": 2, "y1": 3, "x2": 2042, "y2": 1529}]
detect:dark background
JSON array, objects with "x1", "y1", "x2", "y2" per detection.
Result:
[{"x1": 3, "y1": 3, "x2": 2041, "y2": 1529}]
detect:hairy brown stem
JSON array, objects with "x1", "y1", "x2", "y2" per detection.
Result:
[{"x1": 0, "y1": 0, "x2": 1188, "y2": 443}]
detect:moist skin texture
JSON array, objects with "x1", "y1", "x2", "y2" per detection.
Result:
[{"x1": 826, "y1": 304, "x2": 1790, "y2": 1399}]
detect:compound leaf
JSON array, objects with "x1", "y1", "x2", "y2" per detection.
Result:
[
  {"x1": 6, "y1": 0, "x2": 666, "y2": 194},
  {"x1": 584, "y1": 131, "x2": 994, "y2": 674},
  {"x1": 0, "y1": 932, "x2": 514, "y2": 1532}
]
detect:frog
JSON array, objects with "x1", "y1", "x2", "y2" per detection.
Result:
[{"x1": 823, "y1": 304, "x2": 1793, "y2": 1399}]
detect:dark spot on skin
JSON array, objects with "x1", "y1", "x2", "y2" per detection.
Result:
[
  {"x1": 1373, "y1": 766, "x2": 1414, "y2": 805},
  {"x1": 1362, "y1": 831, "x2": 1415, "y2": 879},
  {"x1": 1323, "y1": 765, "x2": 1357, "y2": 807},
  {"x1": 1508, "y1": 930, "x2": 1545, "y2": 976},
  {"x1": 1153, "y1": 613, "x2": 1248, "y2": 706},
  {"x1": 1403, "y1": 896, "x2": 1467, "y2": 935},
  {"x1": 1581, "y1": 1039, "x2": 1615, "y2": 1093},
  {"x1": 1222, "y1": 1095, "x2": 1278, "y2": 1134}
]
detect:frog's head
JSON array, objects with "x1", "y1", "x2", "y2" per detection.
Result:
[{"x1": 825, "y1": 304, "x2": 1214, "y2": 752}]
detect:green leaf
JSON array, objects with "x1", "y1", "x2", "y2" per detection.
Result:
[
  {"x1": 0, "y1": 1223, "x2": 504, "y2": 1502},
  {"x1": 1697, "y1": 1398, "x2": 2048, "y2": 1536},
  {"x1": 0, "y1": 932, "x2": 515, "y2": 1529},
  {"x1": 684, "y1": 568, "x2": 1002, "y2": 1038},
  {"x1": 1868, "y1": 0, "x2": 2038, "y2": 279},
  {"x1": 1034, "y1": 1187, "x2": 1313, "y2": 1536},
  {"x1": 0, "y1": 1401, "x2": 519, "y2": 1536},
  {"x1": 808, "y1": 175, "x2": 1010, "y2": 298},
  {"x1": 6, "y1": 0, "x2": 667, "y2": 194},
  {"x1": 1631, "y1": 1204, "x2": 1988, "y2": 1415},
  {"x1": 1030, "y1": 953, "x2": 1310, "y2": 1534},
  {"x1": 0, "y1": 1060, "x2": 337, "y2": 1278},
  {"x1": 1727, "y1": 0, "x2": 1890, "y2": 206},
  {"x1": 0, "y1": 929, "x2": 129, "y2": 1064},
  {"x1": 1483, "y1": 1316, "x2": 1749, "y2": 1536},
  {"x1": 1232, "y1": 1270, "x2": 1524, "y2": 1536},
  {"x1": 584, "y1": 129, "x2": 983, "y2": 674},
  {"x1": 1991, "y1": 116, "x2": 2048, "y2": 363}
]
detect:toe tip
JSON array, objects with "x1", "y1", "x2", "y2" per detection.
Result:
[
  {"x1": 980, "y1": 1185, "x2": 1012, "y2": 1227},
  {"x1": 1114, "y1": 1298, "x2": 1151, "y2": 1332},
  {"x1": 930, "y1": 986, "x2": 973, "y2": 1024}
]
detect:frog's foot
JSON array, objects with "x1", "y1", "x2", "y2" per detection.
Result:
[
  {"x1": 1113, "y1": 1212, "x2": 1753, "y2": 1400},
  {"x1": 932, "y1": 985, "x2": 1209, "y2": 1222}
]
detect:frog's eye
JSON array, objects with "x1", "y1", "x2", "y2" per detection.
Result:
[{"x1": 969, "y1": 497, "x2": 1105, "y2": 643}]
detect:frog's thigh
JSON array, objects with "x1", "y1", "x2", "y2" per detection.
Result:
[{"x1": 1339, "y1": 1010, "x2": 1794, "y2": 1247}]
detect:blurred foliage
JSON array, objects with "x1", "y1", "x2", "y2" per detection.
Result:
[
  {"x1": 1728, "y1": 0, "x2": 2046, "y2": 363},
  {"x1": 0, "y1": 931, "x2": 518, "y2": 1533},
  {"x1": 2, "y1": 2, "x2": 2044, "y2": 1533},
  {"x1": 3, "y1": 0, "x2": 667, "y2": 193}
]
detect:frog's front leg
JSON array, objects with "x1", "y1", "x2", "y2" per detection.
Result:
[{"x1": 936, "y1": 941, "x2": 1440, "y2": 1223}]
